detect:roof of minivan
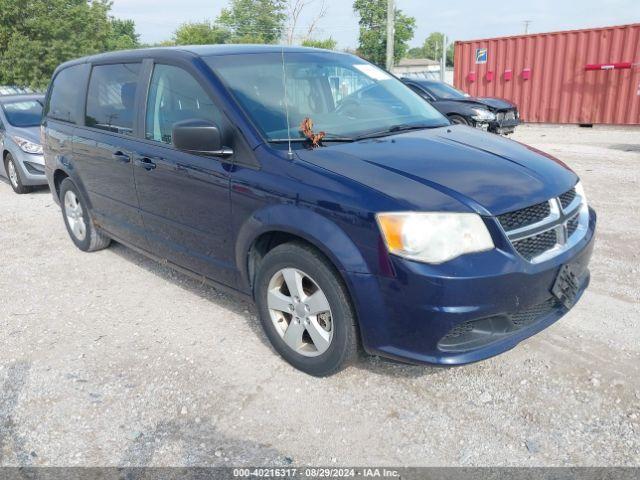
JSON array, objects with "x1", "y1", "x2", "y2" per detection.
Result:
[{"x1": 56, "y1": 44, "x2": 348, "y2": 71}]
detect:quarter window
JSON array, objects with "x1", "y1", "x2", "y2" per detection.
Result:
[
  {"x1": 85, "y1": 63, "x2": 140, "y2": 135},
  {"x1": 46, "y1": 65, "x2": 87, "y2": 124},
  {"x1": 145, "y1": 64, "x2": 222, "y2": 145}
]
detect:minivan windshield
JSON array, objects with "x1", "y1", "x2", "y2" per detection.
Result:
[
  {"x1": 206, "y1": 52, "x2": 449, "y2": 142},
  {"x1": 2, "y1": 99, "x2": 43, "y2": 127}
]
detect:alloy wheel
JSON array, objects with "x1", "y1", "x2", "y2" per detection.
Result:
[
  {"x1": 267, "y1": 268, "x2": 333, "y2": 357},
  {"x1": 64, "y1": 190, "x2": 87, "y2": 242},
  {"x1": 7, "y1": 159, "x2": 18, "y2": 188}
]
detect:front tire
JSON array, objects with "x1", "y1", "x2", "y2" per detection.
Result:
[
  {"x1": 59, "y1": 178, "x2": 111, "y2": 252},
  {"x1": 448, "y1": 114, "x2": 470, "y2": 126},
  {"x1": 4, "y1": 153, "x2": 32, "y2": 194},
  {"x1": 255, "y1": 242, "x2": 359, "y2": 376}
]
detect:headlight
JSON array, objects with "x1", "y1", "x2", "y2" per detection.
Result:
[
  {"x1": 575, "y1": 181, "x2": 588, "y2": 209},
  {"x1": 12, "y1": 136, "x2": 43, "y2": 155},
  {"x1": 471, "y1": 108, "x2": 496, "y2": 122},
  {"x1": 376, "y1": 212, "x2": 495, "y2": 264}
]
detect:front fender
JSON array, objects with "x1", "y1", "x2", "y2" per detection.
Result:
[{"x1": 235, "y1": 204, "x2": 373, "y2": 291}]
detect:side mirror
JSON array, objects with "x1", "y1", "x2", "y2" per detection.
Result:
[{"x1": 172, "y1": 119, "x2": 233, "y2": 157}]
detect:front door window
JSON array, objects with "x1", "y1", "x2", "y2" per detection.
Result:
[{"x1": 145, "y1": 64, "x2": 222, "y2": 145}]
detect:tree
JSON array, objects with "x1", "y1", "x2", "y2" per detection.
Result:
[
  {"x1": 173, "y1": 21, "x2": 231, "y2": 45},
  {"x1": 107, "y1": 18, "x2": 140, "y2": 51},
  {"x1": 286, "y1": 0, "x2": 327, "y2": 44},
  {"x1": 217, "y1": 0, "x2": 287, "y2": 44},
  {"x1": 0, "y1": 0, "x2": 139, "y2": 89},
  {"x1": 302, "y1": 37, "x2": 337, "y2": 50},
  {"x1": 446, "y1": 43, "x2": 454, "y2": 67},
  {"x1": 406, "y1": 46, "x2": 425, "y2": 59},
  {"x1": 421, "y1": 32, "x2": 454, "y2": 66},
  {"x1": 353, "y1": 0, "x2": 415, "y2": 68}
]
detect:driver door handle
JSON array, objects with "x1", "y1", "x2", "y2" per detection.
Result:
[{"x1": 134, "y1": 156, "x2": 157, "y2": 171}]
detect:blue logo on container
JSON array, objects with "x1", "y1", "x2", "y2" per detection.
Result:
[{"x1": 475, "y1": 48, "x2": 488, "y2": 64}]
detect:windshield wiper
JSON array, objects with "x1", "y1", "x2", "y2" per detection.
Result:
[
  {"x1": 269, "y1": 133, "x2": 355, "y2": 143},
  {"x1": 322, "y1": 134, "x2": 355, "y2": 142},
  {"x1": 354, "y1": 123, "x2": 443, "y2": 140}
]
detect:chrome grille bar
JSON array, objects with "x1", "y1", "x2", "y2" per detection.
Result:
[{"x1": 498, "y1": 187, "x2": 589, "y2": 263}]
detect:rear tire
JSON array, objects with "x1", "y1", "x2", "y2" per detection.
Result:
[
  {"x1": 448, "y1": 114, "x2": 470, "y2": 126},
  {"x1": 59, "y1": 178, "x2": 111, "y2": 252},
  {"x1": 255, "y1": 242, "x2": 359, "y2": 376},
  {"x1": 4, "y1": 153, "x2": 32, "y2": 194}
]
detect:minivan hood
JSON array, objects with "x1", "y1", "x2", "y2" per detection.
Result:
[{"x1": 296, "y1": 125, "x2": 576, "y2": 216}]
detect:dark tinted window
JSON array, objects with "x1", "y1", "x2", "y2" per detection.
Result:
[
  {"x1": 86, "y1": 63, "x2": 140, "y2": 135},
  {"x1": 422, "y1": 82, "x2": 468, "y2": 100},
  {"x1": 47, "y1": 65, "x2": 86, "y2": 123},
  {"x1": 2, "y1": 99, "x2": 43, "y2": 127},
  {"x1": 145, "y1": 64, "x2": 222, "y2": 144}
]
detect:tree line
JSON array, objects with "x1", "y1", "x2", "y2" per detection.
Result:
[{"x1": 0, "y1": 0, "x2": 450, "y2": 90}]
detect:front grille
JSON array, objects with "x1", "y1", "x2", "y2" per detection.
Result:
[
  {"x1": 498, "y1": 201, "x2": 550, "y2": 231},
  {"x1": 559, "y1": 188, "x2": 576, "y2": 209},
  {"x1": 567, "y1": 214, "x2": 579, "y2": 237},
  {"x1": 496, "y1": 110, "x2": 516, "y2": 123},
  {"x1": 512, "y1": 229, "x2": 557, "y2": 260},
  {"x1": 444, "y1": 322, "x2": 474, "y2": 339},
  {"x1": 439, "y1": 297, "x2": 562, "y2": 351},
  {"x1": 497, "y1": 186, "x2": 587, "y2": 263},
  {"x1": 511, "y1": 298, "x2": 559, "y2": 327}
]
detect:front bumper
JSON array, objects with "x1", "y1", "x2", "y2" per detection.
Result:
[
  {"x1": 488, "y1": 119, "x2": 520, "y2": 135},
  {"x1": 11, "y1": 149, "x2": 47, "y2": 186},
  {"x1": 349, "y1": 208, "x2": 596, "y2": 366}
]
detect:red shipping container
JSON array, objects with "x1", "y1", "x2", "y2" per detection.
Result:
[{"x1": 454, "y1": 23, "x2": 640, "y2": 125}]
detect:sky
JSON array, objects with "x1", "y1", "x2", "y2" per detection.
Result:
[{"x1": 110, "y1": 0, "x2": 640, "y2": 49}]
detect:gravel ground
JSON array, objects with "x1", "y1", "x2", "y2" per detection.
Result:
[{"x1": 0, "y1": 124, "x2": 639, "y2": 467}]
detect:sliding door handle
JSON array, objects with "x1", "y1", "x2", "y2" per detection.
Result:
[
  {"x1": 134, "y1": 156, "x2": 157, "y2": 171},
  {"x1": 112, "y1": 151, "x2": 131, "y2": 163}
]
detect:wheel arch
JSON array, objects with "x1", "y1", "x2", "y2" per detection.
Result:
[
  {"x1": 236, "y1": 205, "x2": 373, "y2": 296},
  {"x1": 2, "y1": 150, "x2": 9, "y2": 175},
  {"x1": 52, "y1": 168, "x2": 69, "y2": 199},
  {"x1": 50, "y1": 165, "x2": 93, "y2": 210}
]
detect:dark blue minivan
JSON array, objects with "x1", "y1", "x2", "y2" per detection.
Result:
[{"x1": 42, "y1": 46, "x2": 596, "y2": 376}]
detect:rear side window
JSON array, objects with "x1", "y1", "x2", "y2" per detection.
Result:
[
  {"x1": 46, "y1": 65, "x2": 86, "y2": 124},
  {"x1": 85, "y1": 63, "x2": 140, "y2": 135},
  {"x1": 145, "y1": 64, "x2": 223, "y2": 144}
]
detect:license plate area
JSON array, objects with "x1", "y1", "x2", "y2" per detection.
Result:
[{"x1": 551, "y1": 263, "x2": 582, "y2": 308}]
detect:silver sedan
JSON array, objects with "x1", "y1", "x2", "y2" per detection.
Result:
[{"x1": 0, "y1": 94, "x2": 46, "y2": 194}]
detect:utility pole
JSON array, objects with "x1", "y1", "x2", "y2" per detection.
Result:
[
  {"x1": 386, "y1": 0, "x2": 394, "y2": 71},
  {"x1": 523, "y1": 20, "x2": 532, "y2": 34},
  {"x1": 440, "y1": 34, "x2": 447, "y2": 82}
]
